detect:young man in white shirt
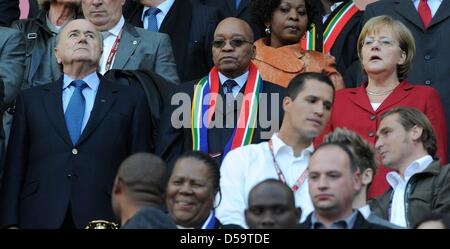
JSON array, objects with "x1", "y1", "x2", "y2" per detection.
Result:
[
  {"x1": 371, "y1": 106, "x2": 450, "y2": 228},
  {"x1": 216, "y1": 72, "x2": 335, "y2": 228}
]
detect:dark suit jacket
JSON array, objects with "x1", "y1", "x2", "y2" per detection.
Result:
[
  {"x1": 315, "y1": 81, "x2": 448, "y2": 198},
  {"x1": 156, "y1": 77, "x2": 286, "y2": 171},
  {"x1": 124, "y1": 0, "x2": 220, "y2": 82},
  {"x1": 311, "y1": 0, "x2": 363, "y2": 87},
  {"x1": 298, "y1": 211, "x2": 390, "y2": 229},
  {"x1": 0, "y1": 74, "x2": 152, "y2": 228},
  {"x1": 362, "y1": 0, "x2": 450, "y2": 157},
  {"x1": 192, "y1": 0, "x2": 263, "y2": 39},
  {"x1": 0, "y1": 0, "x2": 19, "y2": 27},
  {"x1": 113, "y1": 23, "x2": 180, "y2": 84}
]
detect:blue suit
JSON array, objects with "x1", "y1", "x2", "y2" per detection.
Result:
[{"x1": 0, "y1": 74, "x2": 152, "y2": 228}]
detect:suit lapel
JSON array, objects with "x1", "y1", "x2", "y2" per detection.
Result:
[
  {"x1": 348, "y1": 85, "x2": 374, "y2": 113},
  {"x1": 236, "y1": 0, "x2": 249, "y2": 16},
  {"x1": 77, "y1": 76, "x2": 118, "y2": 145},
  {"x1": 429, "y1": 0, "x2": 450, "y2": 28},
  {"x1": 376, "y1": 81, "x2": 413, "y2": 114},
  {"x1": 159, "y1": 0, "x2": 191, "y2": 71},
  {"x1": 226, "y1": 0, "x2": 236, "y2": 15},
  {"x1": 42, "y1": 77, "x2": 73, "y2": 146},
  {"x1": 113, "y1": 24, "x2": 141, "y2": 69},
  {"x1": 394, "y1": 0, "x2": 424, "y2": 30}
]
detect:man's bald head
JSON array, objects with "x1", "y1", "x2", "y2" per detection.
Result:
[
  {"x1": 212, "y1": 17, "x2": 256, "y2": 79},
  {"x1": 214, "y1": 17, "x2": 254, "y2": 42},
  {"x1": 245, "y1": 179, "x2": 301, "y2": 229}
]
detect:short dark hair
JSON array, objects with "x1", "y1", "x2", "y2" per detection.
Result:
[
  {"x1": 312, "y1": 142, "x2": 359, "y2": 174},
  {"x1": 249, "y1": 179, "x2": 296, "y2": 208},
  {"x1": 176, "y1": 151, "x2": 221, "y2": 203},
  {"x1": 117, "y1": 153, "x2": 167, "y2": 205},
  {"x1": 380, "y1": 106, "x2": 437, "y2": 158},
  {"x1": 250, "y1": 0, "x2": 314, "y2": 37},
  {"x1": 287, "y1": 72, "x2": 335, "y2": 101}
]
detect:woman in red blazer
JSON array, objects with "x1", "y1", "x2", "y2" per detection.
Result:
[{"x1": 315, "y1": 16, "x2": 448, "y2": 199}]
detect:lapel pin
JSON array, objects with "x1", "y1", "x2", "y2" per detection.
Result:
[
  {"x1": 132, "y1": 40, "x2": 137, "y2": 45},
  {"x1": 101, "y1": 99, "x2": 106, "y2": 103}
]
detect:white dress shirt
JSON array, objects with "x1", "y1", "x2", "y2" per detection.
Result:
[
  {"x1": 99, "y1": 16, "x2": 125, "y2": 75},
  {"x1": 141, "y1": 0, "x2": 175, "y2": 30},
  {"x1": 216, "y1": 133, "x2": 315, "y2": 228},
  {"x1": 386, "y1": 155, "x2": 433, "y2": 227},
  {"x1": 62, "y1": 72, "x2": 100, "y2": 131},
  {"x1": 412, "y1": 0, "x2": 443, "y2": 17}
]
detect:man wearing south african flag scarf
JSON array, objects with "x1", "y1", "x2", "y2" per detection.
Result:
[{"x1": 157, "y1": 18, "x2": 286, "y2": 169}]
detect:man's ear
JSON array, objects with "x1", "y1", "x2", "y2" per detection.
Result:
[
  {"x1": 353, "y1": 168, "x2": 362, "y2": 192},
  {"x1": 112, "y1": 177, "x2": 123, "y2": 195},
  {"x1": 410, "y1": 125, "x2": 423, "y2": 141},
  {"x1": 54, "y1": 47, "x2": 62, "y2": 64},
  {"x1": 282, "y1": 96, "x2": 292, "y2": 112},
  {"x1": 361, "y1": 168, "x2": 374, "y2": 186}
]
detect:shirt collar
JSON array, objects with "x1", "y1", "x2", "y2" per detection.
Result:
[
  {"x1": 108, "y1": 16, "x2": 125, "y2": 37},
  {"x1": 271, "y1": 133, "x2": 314, "y2": 159},
  {"x1": 311, "y1": 210, "x2": 358, "y2": 229},
  {"x1": 386, "y1": 155, "x2": 433, "y2": 189},
  {"x1": 141, "y1": 0, "x2": 175, "y2": 21},
  {"x1": 358, "y1": 204, "x2": 371, "y2": 219},
  {"x1": 62, "y1": 71, "x2": 100, "y2": 91},
  {"x1": 218, "y1": 71, "x2": 248, "y2": 90}
]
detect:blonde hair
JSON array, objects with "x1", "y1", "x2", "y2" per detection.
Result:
[{"x1": 357, "y1": 15, "x2": 415, "y2": 81}]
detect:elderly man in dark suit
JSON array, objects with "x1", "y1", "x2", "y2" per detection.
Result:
[
  {"x1": 0, "y1": 19, "x2": 152, "y2": 229},
  {"x1": 123, "y1": 0, "x2": 220, "y2": 82},
  {"x1": 157, "y1": 17, "x2": 285, "y2": 169},
  {"x1": 81, "y1": 0, "x2": 179, "y2": 84},
  {"x1": 0, "y1": 27, "x2": 25, "y2": 185},
  {"x1": 360, "y1": 0, "x2": 450, "y2": 158}
]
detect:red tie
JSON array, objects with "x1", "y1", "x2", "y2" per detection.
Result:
[{"x1": 418, "y1": 0, "x2": 432, "y2": 28}]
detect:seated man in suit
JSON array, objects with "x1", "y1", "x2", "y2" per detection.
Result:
[
  {"x1": 112, "y1": 153, "x2": 176, "y2": 229},
  {"x1": 123, "y1": 0, "x2": 220, "y2": 82},
  {"x1": 299, "y1": 142, "x2": 388, "y2": 229},
  {"x1": 157, "y1": 17, "x2": 285, "y2": 169},
  {"x1": 81, "y1": 0, "x2": 179, "y2": 83},
  {"x1": 245, "y1": 179, "x2": 301, "y2": 229},
  {"x1": 0, "y1": 19, "x2": 152, "y2": 229}
]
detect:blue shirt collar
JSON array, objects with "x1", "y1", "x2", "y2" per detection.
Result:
[{"x1": 63, "y1": 72, "x2": 100, "y2": 91}]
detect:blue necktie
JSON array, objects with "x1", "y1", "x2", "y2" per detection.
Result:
[
  {"x1": 65, "y1": 80, "x2": 87, "y2": 145},
  {"x1": 235, "y1": 0, "x2": 241, "y2": 10},
  {"x1": 146, "y1": 7, "x2": 161, "y2": 32},
  {"x1": 224, "y1": 79, "x2": 237, "y2": 94}
]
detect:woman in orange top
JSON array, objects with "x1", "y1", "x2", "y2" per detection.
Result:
[{"x1": 250, "y1": 0, "x2": 344, "y2": 89}]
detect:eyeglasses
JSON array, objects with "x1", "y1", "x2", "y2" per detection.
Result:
[
  {"x1": 362, "y1": 37, "x2": 397, "y2": 48},
  {"x1": 212, "y1": 39, "x2": 253, "y2": 48}
]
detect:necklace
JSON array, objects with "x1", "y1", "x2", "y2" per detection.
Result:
[{"x1": 366, "y1": 85, "x2": 397, "y2": 96}]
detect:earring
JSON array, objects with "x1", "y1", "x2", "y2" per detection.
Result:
[{"x1": 265, "y1": 26, "x2": 271, "y2": 36}]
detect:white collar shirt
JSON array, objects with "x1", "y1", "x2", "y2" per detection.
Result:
[
  {"x1": 358, "y1": 204, "x2": 372, "y2": 219},
  {"x1": 218, "y1": 71, "x2": 248, "y2": 98},
  {"x1": 386, "y1": 155, "x2": 433, "y2": 227},
  {"x1": 216, "y1": 133, "x2": 314, "y2": 228},
  {"x1": 99, "y1": 16, "x2": 125, "y2": 75}
]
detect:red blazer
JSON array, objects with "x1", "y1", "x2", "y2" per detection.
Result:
[{"x1": 315, "y1": 81, "x2": 448, "y2": 198}]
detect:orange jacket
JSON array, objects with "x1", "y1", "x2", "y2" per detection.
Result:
[{"x1": 252, "y1": 38, "x2": 345, "y2": 90}]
